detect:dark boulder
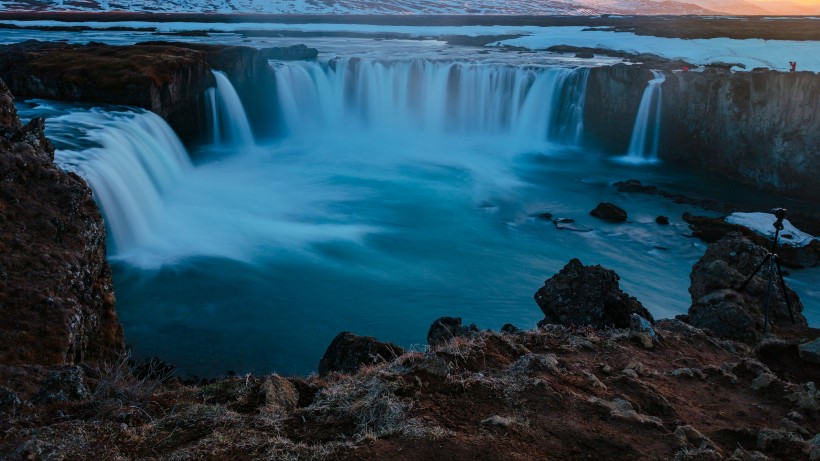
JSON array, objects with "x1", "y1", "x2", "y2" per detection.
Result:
[
  {"x1": 614, "y1": 179, "x2": 658, "y2": 194},
  {"x1": 534, "y1": 258, "x2": 653, "y2": 329},
  {"x1": 31, "y1": 366, "x2": 90, "y2": 404},
  {"x1": 427, "y1": 317, "x2": 480, "y2": 347},
  {"x1": 318, "y1": 332, "x2": 404, "y2": 376},
  {"x1": 590, "y1": 202, "x2": 627, "y2": 223},
  {"x1": 688, "y1": 233, "x2": 806, "y2": 342},
  {"x1": 656, "y1": 216, "x2": 670, "y2": 225}
]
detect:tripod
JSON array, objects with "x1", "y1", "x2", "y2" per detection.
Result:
[{"x1": 738, "y1": 208, "x2": 795, "y2": 333}]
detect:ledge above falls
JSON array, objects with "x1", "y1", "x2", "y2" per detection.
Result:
[{"x1": 0, "y1": 40, "x2": 318, "y2": 141}]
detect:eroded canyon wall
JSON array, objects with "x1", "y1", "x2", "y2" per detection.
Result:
[{"x1": 585, "y1": 64, "x2": 820, "y2": 200}]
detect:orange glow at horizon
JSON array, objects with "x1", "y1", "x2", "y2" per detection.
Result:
[{"x1": 748, "y1": 0, "x2": 820, "y2": 7}]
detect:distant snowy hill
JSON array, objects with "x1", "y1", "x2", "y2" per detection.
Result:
[{"x1": 0, "y1": 0, "x2": 787, "y2": 15}]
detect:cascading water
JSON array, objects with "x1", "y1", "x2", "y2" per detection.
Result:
[
  {"x1": 622, "y1": 70, "x2": 665, "y2": 164},
  {"x1": 272, "y1": 59, "x2": 589, "y2": 148},
  {"x1": 50, "y1": 108, "x2": 192, "y2": 252},
  {"x1": 205, "y1": 70, "x2": 255, "y2": 148}
]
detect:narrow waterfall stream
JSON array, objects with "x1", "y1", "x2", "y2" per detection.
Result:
[{"x1": 621, "y1": 70, "x2": 665, "y2": 164}]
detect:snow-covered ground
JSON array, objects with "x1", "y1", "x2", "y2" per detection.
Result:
[{"x1": 3, "y1": 20, "x2": 816, "y2": 72}]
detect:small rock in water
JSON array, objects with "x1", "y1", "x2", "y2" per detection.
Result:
[
  {"x1": 553, "y1": 218, "x2": 593, "y2": 233},
  {"x1": 656, "y1": 215, "x2": 670, "y2": 225},
  {"x1": 532, "y1": 212, "x2": 553, "y2": 221},
  {"x1": 590, "y1": 202, "x2": 627, "y2": 223}
]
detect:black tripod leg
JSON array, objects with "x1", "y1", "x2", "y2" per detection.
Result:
[
  {"x1": 774, "y1": 260, "x2": 795, "y2": 324},
  {"x1": 762, "y1": 259, "x2": 775, "y2": 334},
  {"x1": 739, "y1": 253, "x2": 771, "y2": 291}
]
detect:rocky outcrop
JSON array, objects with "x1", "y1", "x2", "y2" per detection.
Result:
[
  {"x1": 585, "y1": 65, "x2": 820, "y2": 200},
  {"x1": 427, "y1": 317, "x2": 480, "y2": 346},
  {"x1": 318, "y1": 332, "x2": 405, "y2": 376},
  {"x1": 0, "y1": 79, "x2": 123, "y2": 366},
  {"x1": 535, "y1": 258, "x2": 654, "y2": 329},
  {"x1": 688, "y1": 233, "x2": 807, "y2": 342},
  {"x1": 0, "y1": 40, "x2": 317, "y2": 142}
]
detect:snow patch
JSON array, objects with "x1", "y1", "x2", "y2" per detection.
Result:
[{"x1": 726, "y1": 212, "x2": 817, "y2": 247}]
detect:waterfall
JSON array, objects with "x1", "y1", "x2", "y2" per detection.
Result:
[
  {"x1": 51, "y1": 108, "x2": 192, "y2": 252},
  {"x1": 623, "y1": 70, "x2": 665, "y2": 164},
  {"x1": 205, "y1": 70, "x2": 255, "y2": 148},
  {"x1": 271, "y1": 59, "x2": 589, "y2": 147}
]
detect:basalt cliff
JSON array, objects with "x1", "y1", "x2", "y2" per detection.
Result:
[{"x1": 586, "y1": 64, "x2": 820, "y2": 200}]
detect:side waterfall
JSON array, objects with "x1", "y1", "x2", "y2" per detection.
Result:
[
  {"x1": 271, "y1": 59, "x2": 589, "y2": 147},
  {"x1": 205, "y1": 70, "x2": 255, "y2": 148},
  {"x1": 52, "y1": 108, "x2": 192, "y2": 252},
  {"x1": 623, "y1": 70, "x2": 665, "y2": 164}
]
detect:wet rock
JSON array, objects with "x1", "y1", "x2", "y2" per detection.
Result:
[
  {"x1": 656, "y1": 215, "x2": 670, "y2": 225},
  {"x1": 535, "y1": 258, "x2": 653, "y2": 329},
  {"x1": 798, "y1": 339, "x2": 820, "y2": 364},
  {"x1": 318, "y1": 332, "x2": 404, "y2": 376},
  {"x1": 614, "y1": 179, "x2": 658, "y2": 194},
  {"x1": 427, "y1": 317, "x2": 479, "y2": 347},
  {"x1": 260, "y1": 374, "x2": 299, "y2": 410},
  {"x1": 688, "y1": 233, "x2": 806, "y2": 342},
  {"x1": 590, "y1": 202, "x2": 627, "y2": 223},
  {"x1": 531, "y1": 212, "x2": 553, "y2": 221},
  {"x1": 553, "y1": 218, "x2": 593, "y2": 232},
  {"x1": 575, "y1": 52, "x2": 595, "y2": 59}
]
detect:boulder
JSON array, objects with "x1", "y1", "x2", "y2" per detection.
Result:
[
  {"x1": 656, "y1": 216, "x2": 670, "y2": 225},
  {"x1": 427, "y1": 317, "x2": 480, "y2": 347},
  {"x1": 590, "y1": 202, "x2": 627, "y2": 222},
  {"x1": 260, "y1": 374, "x2": 299, "y2": 410},
  {"x1": 688, "y1": 233, "x2": 806, "y2": 342},
  {"x1": 534, "y1": 258, "x2": 653, "y2": 329},
  {"x1": 318, "y1": 332, "x2": 404, "y2": 376}
]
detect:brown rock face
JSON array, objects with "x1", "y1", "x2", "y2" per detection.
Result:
[
  {"x1": 0, "y1": 79, "x2": 123, "y2": 366},
  {"x1": 534, "y1": 258, "x2": 654, "y2": 329},
  {"x1": 688, "y1": 232, "x2": 807, "y2": 342}
]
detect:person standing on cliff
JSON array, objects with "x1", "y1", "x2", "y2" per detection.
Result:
[{"x1": 789, "y1": 61, "x2": 796, "y2": 72}]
